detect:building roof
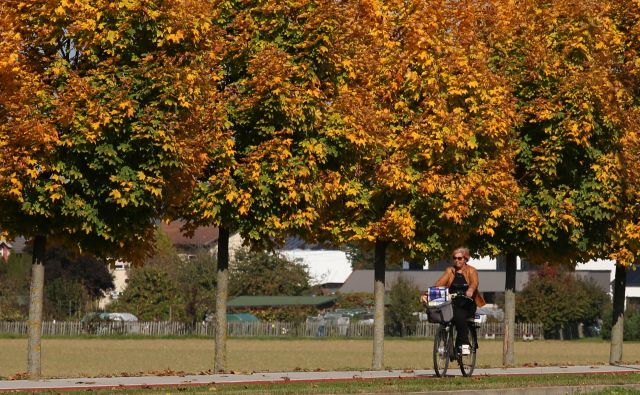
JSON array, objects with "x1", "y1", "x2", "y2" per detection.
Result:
[
  {"x1": 339, "y1": 269, "x2": 612, "y2": 294},
  {"x1": 159, "y1": 221, "x2": 219, "y2": 247},
  {"x1": 227, "y1": 295, "x2": 337, "y2": 308}
]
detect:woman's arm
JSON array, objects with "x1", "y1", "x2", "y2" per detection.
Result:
[
  {"x1": 435, "y1": 268, "x2": 452, "y2": 287},
  {"x1": 466, "y1": 267, "x2": 479, "y2": 298}
]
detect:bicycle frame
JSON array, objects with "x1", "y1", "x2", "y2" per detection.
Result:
[{"x1": 433, "y1": 318, "x2": 478, "y2": 377}]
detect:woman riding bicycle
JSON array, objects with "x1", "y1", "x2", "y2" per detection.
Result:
[{"x1": 423, "y1": 247, "x2": 485, "y2": 355}]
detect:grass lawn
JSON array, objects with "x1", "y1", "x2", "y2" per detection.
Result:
[{"x1": 1, "y1": 337, "x2": 640, "y2": 379}]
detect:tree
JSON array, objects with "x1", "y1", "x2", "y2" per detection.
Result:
[
  {"x1": 316, "y1": 0, "x2": 518, "y2": 369},
  {"x1": 135, "y1": 229, "x2": 217, "y2": 325},
  {"x1": 0, "y1": 0, "x2": 226, "y2": 377},
  {"x1": 230, "y1": 248, "x2": 312, "y2": 297},
  {"x1": 41, "y1": 246, "x2": 114, "y2": 320},
  {"x1": 44, "y1": 277, "x2": 89, "y2": 320},
  {"x1": 516, "y1": 265, "x2": 609, "y2": 339},
  {"x1": 181, "y1": 0, "x2": 356, "y2": 371},
  {"x1": 44, "y1": 247, "x2": 113, "y2": 301},
  {"x1": 387, "y1": 276, "x2": 421, "y2": 337},
  {"x1": 177, "y1": 251, "x2": 218, "y2": 326},
  {"x1": 112, "y1": 266, "x2": 184, "y2": 321},
  {"x1": 606, "y1": 0, "x2": 640, "y2": 363},
  {"x1": 472, "y1": 0, "x2": 634, "y2": 365},
  {"x1": 0, "y1": 253, "x2": 31, "y2": 320}
]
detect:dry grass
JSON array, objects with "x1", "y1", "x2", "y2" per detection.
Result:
[{"x1": 1, "y1": 338, "x2": 639, "y2": 378}]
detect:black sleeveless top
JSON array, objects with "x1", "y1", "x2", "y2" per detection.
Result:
[{"x1": 449, "y1": 272, "x2": 468, "y2": 295}]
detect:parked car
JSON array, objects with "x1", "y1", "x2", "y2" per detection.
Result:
[{"x1": 81, "y1": 312, "x2": 139, "y2": 322}]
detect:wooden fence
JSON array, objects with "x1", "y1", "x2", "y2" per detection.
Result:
[{"x1": 0, "y1": 320, "x2": 543, "y2": 339}]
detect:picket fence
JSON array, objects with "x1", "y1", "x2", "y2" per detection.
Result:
[{"x1": 0, "y1": 320, "x2": 543, "y2": 339}]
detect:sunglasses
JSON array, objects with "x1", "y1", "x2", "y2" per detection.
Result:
[{"x1": 453, "y1": 256, "x2": 465, "y2": 261}]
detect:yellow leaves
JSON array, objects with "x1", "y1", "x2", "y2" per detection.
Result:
[
  {"x1": 345, "y1": 130, "x2": 368, "y2": 147},
  {"x1": 270, "y1": 216, "x2": 283, "y2": 229},
  {"x1": 238, "y1": 195, "x2": 251, "y2": 215},
  {"x1": 161, "y1": 143, "x2": 175, "y2": 152},
  {"x1": 105, "y1": 30, "x2": 119, "y2": 44},
  {"x1": 118, "y1": 100, "x2": 135, "y2": 117},
  {"x1": 9, "y1": 187, "x2": 22, "y2": 198},
  {"x1": 373, "y1": 205, "x2": 416, "y2": 243},
  {"x1": 144, "y1": 185, "x2": 162, "y2": 197},
  {"x1": 478, "y1": 217, "x2": 498, "y2": 237},
  {"x1": 54, "y1": 5, "x2": 67, "y2": 16},
  {"x1": 50, "y1": 192, "x2": 63, "y2": 201},
  {"x1": 393, "y1": 101, "x2": 407, "y2": 110},
  {"x1": 166, "y1": 30, "x2": 185, "y2": 44},
  {"x1": 448, "y1": 87, "x2": 468, "y2": 96},
  {"x1": 225, "y1": 190, "x2": 238, "y2": 203},
  {"x1": 110, "y1": 189, "x2": 122, "y2": 199},
  {"x1": 26, "y1": 168, "x2": 39, "y2": 179}
]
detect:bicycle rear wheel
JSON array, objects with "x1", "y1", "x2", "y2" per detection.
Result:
[
  {"x1": 433, "y1": 326, "x2": 450, "y2": 377},
  {"x1": 458, "y1": 324, "x2": 477, "y2": 377}
]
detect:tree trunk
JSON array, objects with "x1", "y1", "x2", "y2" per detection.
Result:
[
  {"x1": 503, "y1": 252, "x2": 516, "y2": 367},
  {"x1": 27, "y1": 235, "x2": 46, "y2": 379},
  {"x1": 609, "y1": 263, "x2": 626, "y2": 364},
  {"x1": 214, "y1": 227, "x2": 230, "y2": 373},
  {"x1": 372, "y1": 239, "x2": 388, "y2": 370}
]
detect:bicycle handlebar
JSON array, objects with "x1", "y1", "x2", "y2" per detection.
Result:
[{"x1": 449, "y1": 293, "x2": 473, "y2": 301}]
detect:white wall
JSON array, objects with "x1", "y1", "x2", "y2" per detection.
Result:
[{"x1": 280, "y1": 249, "x2": 352, "y2": 285}]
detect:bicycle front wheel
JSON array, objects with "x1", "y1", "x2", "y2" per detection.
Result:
[
  {"x1": 433, "y1": 326, "x2": 450, "y2": 377},
  {"x1": 458, "y1": 324, "x2": 477, "y2": 377}
]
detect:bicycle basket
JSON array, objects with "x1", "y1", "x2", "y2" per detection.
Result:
[{"x1": 426, "y1": 300, "x2": 453, "y2": 323}]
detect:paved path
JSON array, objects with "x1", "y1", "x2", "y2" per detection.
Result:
[{"x1": 0, "y1": 364, "x2": 639, "y2": 392}]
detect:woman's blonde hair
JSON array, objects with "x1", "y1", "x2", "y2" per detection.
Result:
[{"x1": 452, "y1": 247, "x2": 470, "y2": 261}]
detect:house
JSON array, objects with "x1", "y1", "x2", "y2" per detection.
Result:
[
  {"x1": 0, "y1": 240, "x2": 11, "y2": 263},
  {"x1": 97, "y1": 260, "x2": 130, "y2": 309},
  {"x1": 339, "y1": 268, "x2": 612, "y2": 306},
  {"x1": 159, "y1": 221, "x2": 243, "y2": 261},
  {"x1": 279, "y1": 237, "x2": 351, "y2": 294},
  {"x1": 340, "y1": 257, "x2": 616, "y2": 304},
  {"x1": 0, "y1": 235, "x2": 26, "y2": 263},
  {"x1": 98, "y1": 221, "x2": 244, "y2": 308}
]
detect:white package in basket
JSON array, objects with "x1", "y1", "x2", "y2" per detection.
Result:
[
  {"x1": 427, "y1": 286, "x2": 449, "y2": 306},
  {"x1": 473, "y1": 314, "x2": 487, "y2": 324},
  {"x1": 427, "y1": 300, "x2": 453, "y2": 323}
]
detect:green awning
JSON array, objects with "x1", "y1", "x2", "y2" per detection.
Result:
[
  {"x1": 226, "y1": 313, "x2": 259, "y2": 321},
  {"x1": 227, "y1": 295, "x2": 337, "y2": 308}
]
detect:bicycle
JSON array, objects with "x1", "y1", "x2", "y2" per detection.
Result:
[{"x1": 427, "y1": 294, "x2": 481, "y2": 377}]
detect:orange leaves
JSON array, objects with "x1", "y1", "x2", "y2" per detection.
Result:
[{"x1": 360, "y1": 205, "x2": 416, "y2": 245}]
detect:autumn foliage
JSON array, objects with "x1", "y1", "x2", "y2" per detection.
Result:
[
  {"x1": 318, "y1": 0, "x2": 519, "y2": 259},
  {"x1": 1, "y1": 0, "x2": 226, "y2": 259}
]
